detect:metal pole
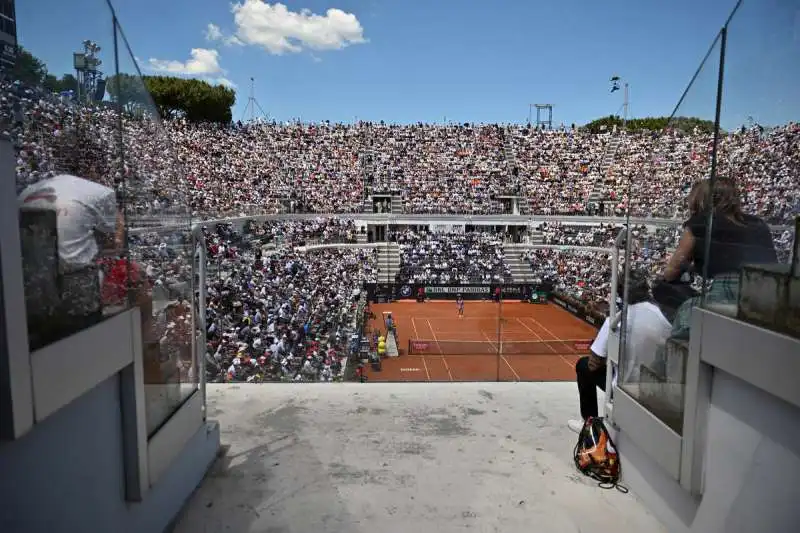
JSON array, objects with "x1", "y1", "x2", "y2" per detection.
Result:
[
  {"x1": 701, "y1": 26, "x2": 727, "y2": 306},
  {"x1": 623, "y1": 83, "x2": 629, "y2": 129},
  {"x1": 193, "y1": 225, "x2": 208, "y2": 417},
  {"x1": 610, "y1": 229, "x2": 624, "y2": 319},
  {"x1": 250, "y1": 78, "x2": 255, "y2": 122},
  {"x1": 496, "y1": 280, "x2": 503, "y2": 382}
]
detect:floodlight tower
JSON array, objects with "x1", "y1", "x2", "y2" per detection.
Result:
[
  {"x1": 73, "y1": 40, "x2": 103, "y2": 102},
  {"x1": 610, "y1": 76, "x2": 629, "y2": 128}
]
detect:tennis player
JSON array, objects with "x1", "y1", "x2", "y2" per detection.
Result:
[{"x1": 456, "y1": 293, "x2": 465, "y2": 318}]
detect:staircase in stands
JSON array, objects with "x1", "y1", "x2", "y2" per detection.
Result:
[
  {"x1": 503, "y1": 243, "x2": 537, "y2": 283},
  {"x1": 376, "y1": 242, "x2": 401, "y2": 284},
  {"x1": 502, "y1": 127, "x2": 529, "y2": 215},
  {"x1": 588, "y1": 135, "x2": 622, "y2": 206},
  {"x1": 390, "y1": 195, "x2": 403, "y2": 214}
]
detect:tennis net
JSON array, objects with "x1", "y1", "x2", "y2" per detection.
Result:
[{"x1": 407, "y1": 339, "x2": 593, "y2": 356}]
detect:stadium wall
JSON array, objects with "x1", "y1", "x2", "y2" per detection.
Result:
[
  {"x1": 615, "y1": 309, "x2": 800, "y2": 533},
  {"x1": 549, "y1": 292, "x2": 605, "y2": 327},
  {"x1": 0, "y1": 373, "x2": 220, "y2": 533},
  {"x1": 129, "y1": 214, "x2": 701, "y2": 237}
]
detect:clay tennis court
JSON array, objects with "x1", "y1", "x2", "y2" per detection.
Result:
[{"x1": 365, "y1": 301, "x2": 599, "y2": 382}]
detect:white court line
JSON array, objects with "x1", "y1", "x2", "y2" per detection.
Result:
[
  {"x1": 516, "y1": 317, "x2": 543, "y2": 340},
  {"x1": 426, "y1": 318, "x2": 453, "y2": 381},
  {"x1": 518, "y1": 316, "x2": 574, "y2": 369},
  {"x1": 421, "y1": 356, "x2": 431, "y2": 382},
  {"x1": 411, "y1": 317, "x2": 431, "y2": 381},
  {"x1": 411, "y1": 317, "x2": 422, "y2": 339},
  {"x1": 480, "y1": 329, "x2": 520, "y2": 382},
  {"x1": 525, "y1": 316, "x2": 577, "y2": 370}
]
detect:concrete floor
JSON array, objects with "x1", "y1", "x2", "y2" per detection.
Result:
[{"x1": 173, "y1": 383, "x2": 667, "y2": 533}]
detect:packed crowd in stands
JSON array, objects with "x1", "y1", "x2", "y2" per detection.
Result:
[
  {"x1": 4, "y1": 75, "x2": 798, "y2": 383},
  {"x1": 523, "y1": 224, "x2": 682, "y2": 307},
  {"x1": 201, "y1": 220, "x2": 375, "y2": 382},
  {"x1": 240, "y1": 217, "x2": 358, "y2": 247},
  {"x1": 5, "y1": 76, "x2": 798, "y2": 222},
  {"x1": 164, "y1": 121, "x2": 799, "y2": 221},
  {"x1": 392, "y1": 229, "x2": 510, "y2": 284},
  {"x1": 539, "y1": 222, "x2": 626, "y2": 247}
]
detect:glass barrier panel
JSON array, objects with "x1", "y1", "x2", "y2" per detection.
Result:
[
  {"x1": 703, "y1": 0, "x2": 799, "y2": 337},
  {"x1": 617, "y1": 30, "x2": 725, "y2": 436},
  {"x1": 8, "y1": 2, "x2": 136, "y2": 351},
  {"x1": 112, "y1": 21, "x2": 196, "y2": 435}
]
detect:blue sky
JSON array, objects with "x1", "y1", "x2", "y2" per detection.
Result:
[{"x1": 15, "y1": 0, "x2": 800, "y2": 128}]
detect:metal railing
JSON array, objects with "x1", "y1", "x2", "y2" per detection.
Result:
[{"x1": 191, "y1": 224, "x2": 207, "y2": 415}]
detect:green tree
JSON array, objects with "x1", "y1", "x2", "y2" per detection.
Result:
[
  {"x1": 144, "y1": 76, "x2": 235, "y2": 123},
  {"x1": 42, "y1": 73, "x2": 80, "y2": 93},
  {"x1": 105, "y1": 73, "x2": 151, "y2": 113},
  {"x1": 583, "y1": 115, "x2": 716, "y2": 134},
  {"x1": 59, "y1": 74, "x2": 79, "y2": 93},
  {"x1": 95, "y1": 74, "x2": 236, "y2": 122},
  {"x1": 9, "y1": 47, "x2": 48, "y2": 86}
]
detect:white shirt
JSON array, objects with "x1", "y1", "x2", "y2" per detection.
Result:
[
  {"x1": 19, "y1": 174, "x2": 117, "y2": 270},
  {"x1": 591, "y1": 301, "x2": 671, "y2": 386}
]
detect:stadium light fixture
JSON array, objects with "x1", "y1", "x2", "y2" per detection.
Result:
[{"x1": 610, "y1": 76, "x2": 629, "y2": 128}]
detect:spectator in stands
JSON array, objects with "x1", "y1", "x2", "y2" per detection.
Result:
[
  {"x1": 661, "y1": 177, "x2": 777, "y2": 338},
  {"x1": 394, "y1": 229, "x2": 510, "y2": 285},
  {"x1": 197, "y1": 220, "x2": 376, "y2": 383},
  {"x1": 18, "y1": 127, "x2": 153, "y2": 344},
  {"x1": 568, "y1": 269, "x2": 671, "y2": 432},
  {"x1": 6, "y1": 73, "x2": 798, "y2": 223}
]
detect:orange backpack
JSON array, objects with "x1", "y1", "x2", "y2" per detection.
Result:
[{"x1": 573, "y1": 417, "x2": 628, "y2": 492}]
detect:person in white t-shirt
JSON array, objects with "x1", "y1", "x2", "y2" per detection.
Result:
[
  {"x1": 19, "y1": 173, "x2": 123, "y2": 270},
  {"x1": 568, "y1": 269, "x2": 671, "y2": 432},
  {"x1": 18, "y1": 126, "x2": 125, "y2": 321}
]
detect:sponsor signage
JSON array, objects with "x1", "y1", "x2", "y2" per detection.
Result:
[
  {"x1": 573, "y1": 341, "x2": 592, "y2": 351},
  {"x1": 391, "y1": 284, "x2": 546, "y2": 301},
  {"x1": 425, "y1": 286, "x2": 489, "y2": 294},
  {"x1": 368, "y1": 283, "x2": 549, "y2": 302},
  {"x1": 411, "y1": 341, "x2": 430, "y2": 352}
]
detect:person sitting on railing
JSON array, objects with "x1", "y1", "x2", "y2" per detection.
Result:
[
  {"x1": 568, "y1": 269, "x2": 671, "y2": 433},
  {"x1": 659, "y1": 177, "x2": 777, "y2": 338}
]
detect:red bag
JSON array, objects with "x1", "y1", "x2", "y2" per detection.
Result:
[{"x1": 99, "y1": 258, "x2": 147, "y2": 307}]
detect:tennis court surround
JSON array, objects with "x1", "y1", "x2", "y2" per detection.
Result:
[{"x1": 365, "y1": 300, "x2": 599, "y2": 382}]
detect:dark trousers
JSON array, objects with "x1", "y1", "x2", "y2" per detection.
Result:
[
  {"x1": 652, "y1": 280, "x2": 697, "y2": 323},
  {"x1": 576, "y1": 356, "x2": 607, "y2": 420}
]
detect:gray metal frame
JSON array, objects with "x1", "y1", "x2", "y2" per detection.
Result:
[{"x1": 0, "y1": 139, "x2": 34, "y2": 441}]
